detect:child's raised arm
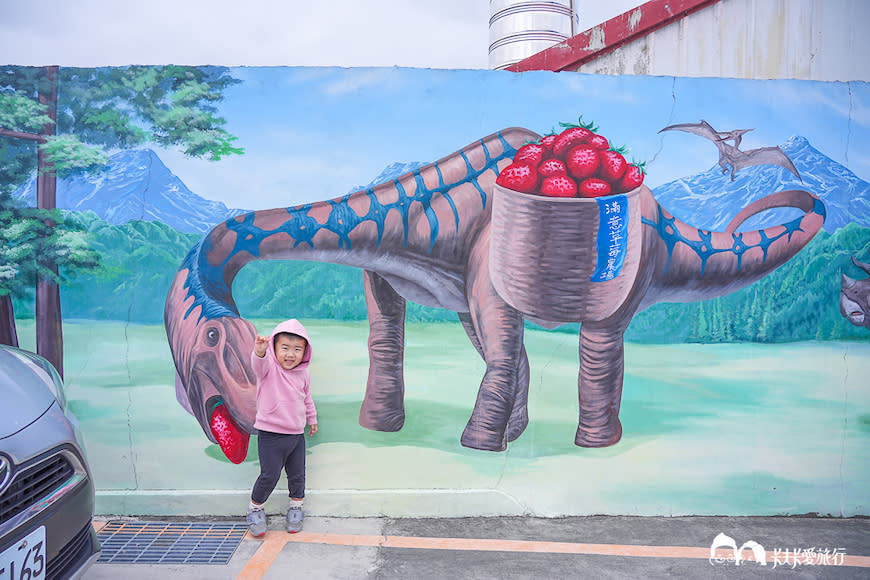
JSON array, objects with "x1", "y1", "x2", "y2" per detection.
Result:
[{"x1": 254, "y1": 335, "x2": 269, "y2": 358}]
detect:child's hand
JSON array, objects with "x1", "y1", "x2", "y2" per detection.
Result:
[
  {"x1": 308, "y1": 424, "x2": 318, "y2": 436},
  {"x1": 254, "y1": 335, "x2": 269, "y2": 357}
]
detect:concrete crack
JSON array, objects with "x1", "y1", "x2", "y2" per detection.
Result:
[
  {"x1": 845, "y1": 82, "x2": 853, "y2": 167},
  {"x1": 648, "y1": 75, "x2": 679, "y2": 167},
  {"x1": 839, "y1": 344, "x2": 849, "y2": 518},
  {"x1": 124, "y1": 231, "x2": 139, "y2": 491}
]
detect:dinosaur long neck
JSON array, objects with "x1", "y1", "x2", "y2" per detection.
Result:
[
  {"x1": 644, "y1": 189, "x2": 826, "y2": 304},
  {"x1": 181, "y1": 128, "x2": 538, "y2": 318}
]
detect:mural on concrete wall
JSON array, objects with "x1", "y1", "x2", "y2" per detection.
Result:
[
  {"x1": 163, "y1": 121, "x2": 825, "y2": 461},
  {"x1": 2, "y1": 66, "x2": 868, "y2": 517}
]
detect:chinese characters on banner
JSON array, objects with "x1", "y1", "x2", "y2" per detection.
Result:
[{"x1": 591, "y1": 195, "x2": 628, "y2": 282}]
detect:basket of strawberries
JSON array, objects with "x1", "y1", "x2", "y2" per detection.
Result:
[{"x1": 490, "y1": 118, "x2": 647, "y2": 323}]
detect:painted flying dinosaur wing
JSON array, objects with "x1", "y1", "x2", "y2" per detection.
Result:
[
  {"x1": 739, "y1": 146, "x2": 802, "y2": 180},
  {"x1": 658, "y1": 120, "x2": 720, "y2": 142}
]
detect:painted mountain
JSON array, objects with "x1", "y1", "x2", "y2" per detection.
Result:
[
  {"x1": 12, "y1": 150, "x2": 429, "y2": 234},
  {"x1": 350, "y1": 161, "x2": 428, "y2": 192},
  {"x1": 12, "y1": 137, "x2": 867, "y2": 239},
  {"x1": 12, "y1": 149, "x2": 248, "y2": 234},
  {"x1": 652, "y1": 136, "x2": 870, "y2": 233}
]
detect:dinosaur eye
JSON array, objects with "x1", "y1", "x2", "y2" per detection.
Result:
[{"x1": 205, "y1": 327, "x2": 220, "y2": 347}]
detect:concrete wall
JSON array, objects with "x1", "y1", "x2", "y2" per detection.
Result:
[
  {"x1": 574, "y1": 0, "x2": 870, "y2": 81},
  {"x1": 6, "y1": 65, "x2": 870, "y2": 518}
]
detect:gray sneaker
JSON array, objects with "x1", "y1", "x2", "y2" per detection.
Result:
[
  {"x1": 246, "y1": 508, "x2": 267, "y2": 537},
  {"x1": 286, "y1": 505, "x2": 304, "y2": 533}
]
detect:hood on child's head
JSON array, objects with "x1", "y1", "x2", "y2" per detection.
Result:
[{"x1": 268, "y1": 319, "x2": 312, "y2": 367}]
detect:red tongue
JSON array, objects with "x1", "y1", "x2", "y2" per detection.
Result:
[{"x1": 210, "y1": 405, "x2": 249, "y2": 464}]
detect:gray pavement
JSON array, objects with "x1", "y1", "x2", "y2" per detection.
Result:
[{"x1": 83, "y1": 515, "x2": 870, "y2": 579}]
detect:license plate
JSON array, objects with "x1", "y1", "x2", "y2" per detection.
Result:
[{"x1": 0, "y1": 526, "x2": 46, "y2": 580}]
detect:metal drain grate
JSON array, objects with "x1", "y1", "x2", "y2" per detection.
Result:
[{"x1": 97, "y1": 521, "x2": 248, "y2": 565}]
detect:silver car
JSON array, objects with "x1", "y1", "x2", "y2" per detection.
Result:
[{"x1": 0, "y1": 345, "x2": 100, "y2": 580}]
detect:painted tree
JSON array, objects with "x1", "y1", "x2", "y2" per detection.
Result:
[
  {"x1": 0, "y1": 65, "x2": 243, "y2": 376},
  {"x1": 691, "y1": 301, "x2": 708, "y2": 342},
  {"x1": 0, "y1": 191, "x2": 100, "y2": 347}
]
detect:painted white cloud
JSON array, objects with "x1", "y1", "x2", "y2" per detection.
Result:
[
  {"x1": 320, "y1": 68, "x2": 407, "y2": 97},
  {"x1": 748, "y1": 81, "x2": 868, "y2": 126}
]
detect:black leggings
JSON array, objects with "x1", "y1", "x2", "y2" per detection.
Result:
[{"x1": 251, "y1": 431, "x2": 306, "y2": 503}]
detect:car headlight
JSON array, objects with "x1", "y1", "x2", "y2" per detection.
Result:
[{"x1": 13, "y1": 348, "x2": 67, "y2": 410}]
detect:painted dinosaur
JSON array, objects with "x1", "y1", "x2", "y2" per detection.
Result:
[
  {"x1": 164, "y1": 127, "x2": 825, "y2": 462},
  {"x1": 841, "y1": 256, "x2": 870, "y2": 329}
]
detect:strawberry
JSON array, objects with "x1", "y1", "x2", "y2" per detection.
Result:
[
  {"x1": 598, "y1": 149, "x2": 628, "y2": 182},
  {"x1": 565, "y1": 146, "x2": 600, "y2": 180},
  {"x1": 538, "y1": 158, "x2": 567, "y2": 178},
  {"x1": 552, "y1": 127, "x2": 593, "y2": 159},
  {"x1": 616, "y1": 163, "x2": 645, "y2": 193},
  {"x1": 586, "y1": 134, "x2": 609, "y2": 150},
  {"x1": 499, "y1": 115, "x2": 646, "y2": 198},
  {"x1": 539, "y1": 175, "x2": 578, "y2": 197},
  {"x1": 578, "y1": 178, "x2": 612, "y2": 198},
  {"x1": 210, "y1": 404, "x2": 249, "y2": 464},
  {"x1": 513, "y1": 143, "x2": 549, "y2": 167},
  {"x1": 538, "y1": 134, "x2": 558, "y2": 151},
  {"x1": 496, "y1": 162, "x2": 539, "y2": 193}
]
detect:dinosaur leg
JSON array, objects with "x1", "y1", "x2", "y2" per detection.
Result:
[
  {"x1": 358, "y1": 269, "x2": 406, "y2": 432},
  {"x1": 575, "y1": 321, "x2": 625, "y2": 447},
  {"x1": 460, "y1": 234, "x2": 525, "y2": 451},
  {"x1": 510, "y1": 347, "x2": 530, "y2": 441},
  {"x1": 459, "y1": 312, "x2": 529, "y2": 442}
]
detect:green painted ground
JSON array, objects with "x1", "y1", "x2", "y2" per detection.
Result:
[{"x1": 13, "y1": 320, "x2": 870, "y2": 516}]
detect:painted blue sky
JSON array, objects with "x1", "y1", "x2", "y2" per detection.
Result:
[{"x1": 156, "y1": 67, "x2": 870, "y2": 211}]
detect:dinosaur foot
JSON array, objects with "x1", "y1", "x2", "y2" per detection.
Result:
[
  {"x1": 358, "y1": 404, "x2": 405, "y2": 432},
  {"x1": 505, "y1": 406, "x2": 528, "y2": 442},
  {"x1": 574, "y1": 418, "x2": 623, "y2": 448},
  {"x1": 461, "y1": 422, "x2": 508, "y2": 452}
]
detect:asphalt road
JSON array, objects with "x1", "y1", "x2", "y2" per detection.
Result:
[{"x1": 82, "y1": 514, "x2": 870, "y2": 579}]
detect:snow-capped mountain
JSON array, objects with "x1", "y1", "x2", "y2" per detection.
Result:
[
  {"x1": 22, "y1": 138, "x2": 864, "y2": 239},
  {"x1": 12, "y1": 149, "x2": 248, "y2": 234},
  {"x1": 349, "y1": 161, "x2": 429, "y2": 193},
  {"x1": 652, "y1": 136, "x2": 870, "y2": 233}
]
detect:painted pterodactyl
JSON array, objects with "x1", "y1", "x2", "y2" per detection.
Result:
[{"x1": 659, "y1": 119, "x2": 801, "y2": 181}]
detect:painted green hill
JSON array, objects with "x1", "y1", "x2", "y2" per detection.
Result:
[
  {"x1": 626, "y1": 222, "x2": 870, "y2": 343},
  {"x1": 12, "y1": 212, "x2": 870, "y2": 342}
]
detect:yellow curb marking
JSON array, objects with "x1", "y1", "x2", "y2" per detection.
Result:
[
  {"x1": 92, "y1": 521, "x2": 107, "y2": 533},
  {"x1": 236, "y1": 530, "x2": 870, "y2": 579}
]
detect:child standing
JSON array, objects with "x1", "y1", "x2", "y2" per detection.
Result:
[{"x1": 246, "y1": 319, "x2": 318, "y2": 536}]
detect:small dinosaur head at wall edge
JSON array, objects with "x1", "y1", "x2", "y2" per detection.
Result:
[{"x1": 840, "y1": 256, "x2": 870, "y2": 330}]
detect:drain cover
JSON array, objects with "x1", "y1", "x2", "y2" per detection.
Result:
[{"x1": 97, "y1": 521, "x2": 248, "y2": 565}]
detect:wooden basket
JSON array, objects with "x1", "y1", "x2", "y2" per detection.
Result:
[{"x1": 489, "y1": 183, "x2": 645, "y2": 323}]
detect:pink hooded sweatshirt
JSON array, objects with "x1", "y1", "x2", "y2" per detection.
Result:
[{"x1": 251, "y1": 319, "x2": 317, "y2": 434}]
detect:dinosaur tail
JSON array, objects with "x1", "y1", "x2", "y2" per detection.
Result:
[
  {"x1": 723, "y1": 189, "x2": 823, "y2": 234},
  {"x1": 176, "y1": 127, "x2": 540, "y2": 313},
  {"x1": 648, "y1": 189, "x2": 826, "y2": 301}
]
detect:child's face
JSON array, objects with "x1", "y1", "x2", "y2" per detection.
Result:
[{"x1": 273, "y1": 335, "x2": 307, "y2": 370}]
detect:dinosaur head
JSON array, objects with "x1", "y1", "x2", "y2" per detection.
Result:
[
  {"x1": 164, "y1": 268, "x2": 258, "y2": 463},
  {"x1": 840, "y1": 257, "x2": 870, "y2": 330}
]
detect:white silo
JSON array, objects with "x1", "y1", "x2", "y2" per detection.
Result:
[{"x1": 489, "y1": 0, "x2": 578, "y2": 70}]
